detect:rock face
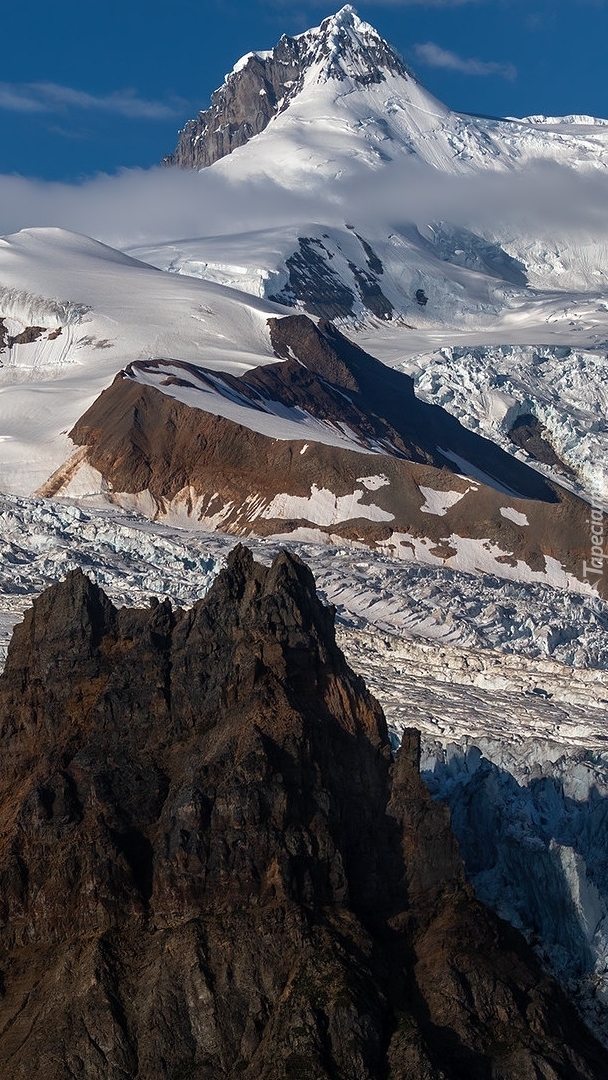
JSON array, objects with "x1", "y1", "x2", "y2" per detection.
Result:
[
  {"x1": 267, "y1": 235, "x2": 394, "y2": 321},
  {"x1": 0, "y1": 549, "x2": 607, "y2": 1078},
  {"x1": 164, "y1": 7, "x2": 408, "y2": 170},
  {"x1": 509, "y1": 413, "x2": 575, "y2": 476},
  {"x1": 46, "y1": 313, "x2": 602, "y2": 597}
]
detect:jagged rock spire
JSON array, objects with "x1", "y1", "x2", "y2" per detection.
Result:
[{"x1": 0, "y1": 551, "x2": 607, "y2": 1076}]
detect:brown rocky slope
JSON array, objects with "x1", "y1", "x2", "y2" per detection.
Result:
[
  {"x1": 0, "y1": 548, "x2": 606, "y2": 1078},
  {"x1": 45, "y1": 314, "x2": 600, "y2": 596}
]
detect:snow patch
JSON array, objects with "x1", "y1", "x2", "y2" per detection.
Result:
[
  {"x1": 356, "y1": 473, "x2": 390, "y2": 491},
  {"x1": 228, "y1": 50, "x2": 272, "y2": 78},
  {"x1": 419, "y1": 485, "x2": 466, "y2": 516},
  {"x1": 501, "y1": 506, "x2": 529, "y2": 526},
  {"x1": 260, "y1": 484, "x2": 394, "y2": 525},
  {"x1": 377, "y1": 529, "x2": 596, "y2": 596}
]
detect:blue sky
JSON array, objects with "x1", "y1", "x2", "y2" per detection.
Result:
[{"x1": 1, "y1": 0, "x2": 607, "y2": 181}]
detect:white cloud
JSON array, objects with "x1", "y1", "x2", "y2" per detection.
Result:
[
  {"x1": 414, "y1": 42, "x2": 517, "y2": 79},
  {"x1": 0, "y1": 82, "x2": 185, "y2": 120},
  {"x1": 0, "y1": 168, "x2": 326, "y2": 250},
  {"x1": 0, "y1": 157, "x2": 606, "y2": 255},
  {"x1": 365, "y1": 0, "x2": 482, "y2": 5},
  {"x1": 267, "y1": 0, "x2": 483, "y2": 5}
]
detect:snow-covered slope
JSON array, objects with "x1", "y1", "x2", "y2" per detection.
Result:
[
  {"x1": 0, "y1": 228, "x2": 281, "y2": 370},
  {"x1": 35, "y1": 311, "x2": 600, "y2": 598},
  {"x1": 150, "y1": 7, "x2": 608, "y2": 317},
  {"x1": 131, "y1": 220, "x2": 608, "y2": 341},
  {"x1": 131, "y1": 8, "x2": 608, "y2": 529},
  {"x1": 0, "y1": 227, "x2": 604, "y2": 600},
  {"x1": 2, "y1": 6, "x2": 607, "y2": 600},
  {"x1": 0, "y1": 227, "x2": 286, "y2": 492},
  {"x1": 132, "y1": 5, "x2": 608, "y2": 374},
  {"x1": 130, "y1": 220, "x2": 533, "y2": 329},
  {"x1": 166, "y1": 5, "x2": 451, "y2": 178}
]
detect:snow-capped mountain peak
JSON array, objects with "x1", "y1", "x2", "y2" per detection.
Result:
[
  {"x1": 229, "y1": 6, "x2": 398, "y2": 85},
  {"x1": 294, "y1": 4, "x2": 408, "y2": 85},
  {"x1": 166, "y1": 6, "x2": 608, "y2": 183},
  {"x1": 164, "y1": 6, "x2": 413, "y2": 170}
]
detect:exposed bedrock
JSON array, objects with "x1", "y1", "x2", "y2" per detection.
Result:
[
  {"x1": 50, "y1": 315, "x2": 600, "y2": 596},
  {"x1": 163, "y1": 9, "x2": 409, "y2": 171}
]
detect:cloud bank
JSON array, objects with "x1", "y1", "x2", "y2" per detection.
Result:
[{"x1": 0, "y1": 157, "x2": 606, "y2": 254}]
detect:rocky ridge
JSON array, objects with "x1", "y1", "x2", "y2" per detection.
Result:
[
  {"x1": 0, "y1": 548, "x2": 607, "y2": 1077},
  {"x1": 44, "y1": 314, "x2": 603, "y2": 597}
]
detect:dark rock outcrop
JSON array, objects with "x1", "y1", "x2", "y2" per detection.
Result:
[
  {"x1": 267, "y1": 236, "x2": 394, "y2": 320},
  {"x1": 0, "y1": 550, "x2": 607, "y2": 1077},
  {"x1": 0, "y1": 316, "x2": 50, "y2": 359},
  {"x1": 65, "y1": 313, "x2": 563, "y2": 503},
  {"x1": 509, "y1": 413, "x2": 575, "y2": 476},
  {"x1": 269, "y1": 237, "x2": 359, "y2": 320}
]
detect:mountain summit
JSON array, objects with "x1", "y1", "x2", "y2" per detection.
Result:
[
  {"x1": 285, "y1": 5, "x2": 408, "y2": 84},
  {"x1": 157, "y1": 5, "x2": 608, "y2": 328},
  {"x1": 164, "y1": 6, "x2": 418, "y2": 170},
  {"x1": 164, "y1": 5, "x2": 608, "y2": 181}
]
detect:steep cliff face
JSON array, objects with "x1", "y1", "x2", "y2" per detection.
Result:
[
  {"x1": 164, "y1": 7, "x2": 409, "y2": 170},
  {"x1": 0, "y1": 550, "x2": 606, "y2": 1078}
]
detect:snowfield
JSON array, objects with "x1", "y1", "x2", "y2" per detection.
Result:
[{"x1": 0, "y1": 228, "x2": 287, "y2": 494}]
